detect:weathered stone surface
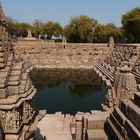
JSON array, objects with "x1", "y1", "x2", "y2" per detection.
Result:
[
  {"x1": 0, "y1": 5, "x2": 36, "y2": 140},
  {"x1": 14, "y1": 41, "x2": 110, "y2": 69},
  {"x1": 0, "y1": 88, "x2": 8, "y2": 98},
  {"x1": 86, "y1": 129, "x2": 108, "y2": 140},
  {"x1": 37, "y1": 113, "x2": 73, "y2": 140},
  {"x1": 37, "y1": 112, "x2": 109, "y2": 140}
]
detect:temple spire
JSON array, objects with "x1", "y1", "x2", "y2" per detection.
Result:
[{"x1": 0, "y1": 2, "x2": 5, "y2": 22}]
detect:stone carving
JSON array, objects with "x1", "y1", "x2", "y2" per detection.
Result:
[
  {"x1": 3, "y1": 110, "x2": 21, "y2": 133},
  {"x1": 5, "y1": 111, "x2": 13, "y2": 131},
  {"x1": 0, "y1": 4, "x2": 36, "y2": 139},
  {"x1": 23, "y1": 101, "x2": 33, "y2": 123},
  {"x1": 108, "y1": 36, "x2": 115, "y2": 47},
  {"x1": 23, "y1": 101, "x2": 30, "y2": 119},
  {"x1": 14, "y1": 111, "x2": 20, "y2": 130},
  {"x1": 23, "y1": 102, "x2": 28, "y2": 119},
  {"x1": 0, "y1": 111, "x2": 6, "y2": 128}
]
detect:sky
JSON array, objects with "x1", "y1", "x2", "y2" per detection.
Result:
[{"x1": 2, "y1": 0, "x2": 140, "y2": 27}]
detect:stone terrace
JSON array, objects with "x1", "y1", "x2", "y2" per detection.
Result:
[
  {"x1": 106, "y1": 92, "x2": 140, "y2": 140},
  {"x1": 36, "y1": 111, "x2": 110, "y2": 140},
  {"x1": 14, "y1": 39, "x2": 140, "y2": 140},
  {"x1": 95, "y1": 44, "x2": 140, "y2": 110},
  {"x1": 14, "y1": 41, "x2": 110, "y2": 69},
  {"x1": 94, "y1": 44, "x2": 140, "y2": 139}
]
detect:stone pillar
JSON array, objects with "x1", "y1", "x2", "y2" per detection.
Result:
[{"x1": 108, "y1": 36, "x2": 115, "y2": 48}]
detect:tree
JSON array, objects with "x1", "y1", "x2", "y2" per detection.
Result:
[
  {"x1": 93, "y1": 23, "x2": 123, "y2": 43},
  {"x1": 6, "y1": 16, "x2": 17, "y2": 37},
  {"x1": 32, "y1": 20, "x2": 44, "y2": 37},
  {"x1": 43, "y1": 21, "x2": 62, "y2": 39},
  {"x1": 63, "y1": 15, "x2": 97, "y2": 43},
  {"x1": 16, "y1": 22, "x2": 31, "y2": 37},
  {"x1": 6, "y1": 17, "x2": 31, "y2": 37},
  {"x1": 122, "y1": 7, "x2": 140, "y2": 43}
]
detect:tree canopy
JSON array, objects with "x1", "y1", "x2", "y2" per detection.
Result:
[
  {"x1": 63, "y1": 15, "x2": 97, "y2": 43},
  {"x1": 43, "y1": 21, "x2": 62, "y2": 39},
  {"x1": 93, "y1": 23, "x2": 123, "y2": 43},
  {"x1": 32, "y1": 20, "x2": 44, "y2": 37},
  {"x1": 122, "y1": 7, "x2": 140, "y2": 43},
  {"x1": 5, "y1": 7, "x2": 140, "y2": 43},
  {"x1": 6, "y1": 17, "x2": 31, "y2": 37}
]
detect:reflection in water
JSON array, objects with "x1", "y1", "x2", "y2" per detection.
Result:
[{"x1": 30, "y1": 69, "x2": 107, "y2": 115}]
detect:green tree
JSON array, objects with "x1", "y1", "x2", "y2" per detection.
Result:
[
  {"x1": 6, "y1": 17, "x2": 31, "y2": 37},
  {"x1": 32, "y1": 20, "x2": 44, "y2": 37},
  {"x1": 63, "y1": 15, "x2": 97, "y2": 43},
  {"x1": 122, "y1": 7, "x2": 140, "y2": 43},
  {"x1": 6, "y1": 16, "x2": 17, "y2": 37},
  {"x1": 93, "y1": 23, "x2": 123, "y2": 43},
  {"x1": 43, "y1": 21, "x2": 62, "y2": 39},
  {"x1": 16, "y1": 22, "x2": 31, "y2": 37}
]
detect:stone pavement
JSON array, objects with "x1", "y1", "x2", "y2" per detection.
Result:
[{"x1": 37, "y1": 113, "x2": 73, "y2": 140}]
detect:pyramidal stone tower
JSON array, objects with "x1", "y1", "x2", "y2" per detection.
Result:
[
  {"x1": 0, "y1": 4, "x2": 36, "y2": 140},
  {"x1": 114, "y1": 66, "x2": 137, "y2": 105}
]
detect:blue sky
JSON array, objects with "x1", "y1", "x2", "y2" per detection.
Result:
[{"x1": 2, "y1": 0, "x2": 140, "y2": 27}]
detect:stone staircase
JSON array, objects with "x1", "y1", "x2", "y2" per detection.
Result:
[
  {"x1": 106, "y1": 93, "x2": 140, "y2": 140},
  {"x1": 95, "y1": 63, "x2": 114, "y2": 82}
]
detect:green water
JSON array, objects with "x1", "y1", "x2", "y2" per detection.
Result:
[{"x1": 30, "y1": 69, "x2": 107, "y2": 115}]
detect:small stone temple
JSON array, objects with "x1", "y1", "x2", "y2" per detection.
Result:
[
  {"x1": 24, "y1": 29, "x2": 36, "y2": 40},
  {"x1": 0, "y1": 5, "x2": 36, "y2": 140}
]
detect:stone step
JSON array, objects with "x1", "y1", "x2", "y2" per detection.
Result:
[
  {"x1": 64, "y1": 114, "x2": 72, "y2": 132},
  {"x1": 110, "y1": 113, "x2": 126, "y2": 137},
  {"x1": 96, "y1": 64, "x2": 114, "y2": 82},
  {"x1": 8, "y1": 85, "x2": 20, "y2": 95},
  {"x1": 8, "y1": 81, "x2": 20, "y2": 86},
  {"x1": 106, "y1": 119, "x2": 125, "y2": 140},
  {"x1": 0, "y1": 46, "x2": 4, "y2": 52},
  {"x1": 0, "y1": 57, "x2": 4, "y2": 63},
  {"x1": 86, "y1": 129, "x2": 108, "y2": 140},
  {"x1": 8, "y1": 75, "x2": 21, "y2": 82},
  {"x1": 122, "y1": 100, "x2": 140, "y2": 131},
  {"x1": 21, "y1": 73, "x2": 28, "y2": 80},
  {"x1": 0, "y1": 63, "x2": 5, "y2": 68},
  {"x1": 12, "y1": 63, "x2": 23, "y2": 70},
  {"x1": 10, "y1": 70, "x2": 22, "y2": 76},
  {"x1": 124, "y1": 119, "x2": 140, "y2": 140},
  {"x1": 19, "y1": 84, "x2": 26, "y2": 91},
  {"x1": 0, "y1": 77, "x2": 8, "y2": 88},
  {"x1": 25, "y1": 81, "x2": 32, "y2": 91},
  {"x1": 0, "y1": 71, "x2": 9, "y2": 78},
  {"x1": 0, "y1": 89, "x2": 8, "y2": 99},
  {"x1": 0, "y1": 52, "x2": 4, "y2": 57},
  {"x1": 0, "y1": 65, "x2": 11, "y2": 72},
  {"x1": 113, "y1": 107, "x2": 125, "y2": 126}
]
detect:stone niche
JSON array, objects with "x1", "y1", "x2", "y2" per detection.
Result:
[{"x1": 0, "y1": 109, "x2": 22, "y2": 134}]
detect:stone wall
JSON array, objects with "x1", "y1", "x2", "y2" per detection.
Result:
[{"x1": 14, "y1": 41, "x2": 110, "y2": 69}]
